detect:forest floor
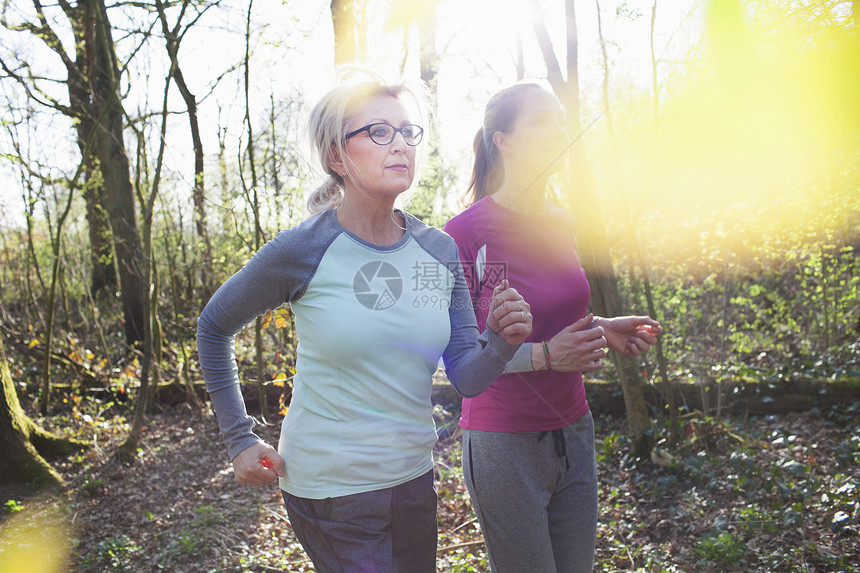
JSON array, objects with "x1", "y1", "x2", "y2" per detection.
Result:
[{"x1": 1, "y1": 397, "x2": 859, "y2": 572}]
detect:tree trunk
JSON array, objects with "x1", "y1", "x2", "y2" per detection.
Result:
[
  {"x1": 354, "y1": 0, "x2": 368, "y2": 62},
  {"x1": 83, "y1": 160, "x2": 116, "y2": 296},
  {"x1": 533, "y1": 0, "x2": 653, "y2": 457},
  {"x1": 64, "y1": 2, "x2": 116, "y2": 298},
  {"x1": 594, "y1": 0, "x2": 615, "y2": 142},
  {"x1": 650, "y1": 0, "x2": 659, "y2": 126},
  {"x1": 418, "y1": 5, "x2": 438, "y2": 91},
  {"x1": 73, "y1": 25, "x2": 109, "y2": 297},
  {"x1": 155, "y1": 0, "x2": 214, "y2": 304},
  {"x1": 57, "y1": 0, "x2": 144, "y2": 343},
  {"x1": 639, "y1": 261, "x2": 678, "y2": 438},
  {"x1": 331, "y1": 0, "x2": 358, "y2": 64},
  {"x1": 88, "y1": 0, "x2": 145, "y2": 346},
  {"x1": 175, "y1": 65, "x2": 211, "y2": 291},
  {"x1": 389, "y1": 0, "x2": 442, "y2": 225},
  {"x1": 218, "y1": 125, "x2": 232, "y2": 234},
  {"x1": 1, "y1": 335, "x2": 85, "y2": 488},
  {"x1": 22, "y1": 177, "x2": 46, "y2": 331},
  {"x1": 409, "y1": 0, "x2": 447, "y2": 225},
  {"x1": 40, "y1": 113, "x2": 91, "y2": 416},
  {"x1": 268, "y1": 93, "x2": 282, "y2": 223},
  {"x1": 162, "y1": 216, "x2": 205, "y2": 412},
  {"x1": 120, "y1": 20, "x2": 178, "y2": 454},
  {"x1": 243, "y1": 0, "x2": 268, "y2": 421},
  {"x1": 6, "y1": 2, "x2": 136, "y2": 321},
  {"x1": 644, "y1": 0, "x2": 679, "y2": 440}
]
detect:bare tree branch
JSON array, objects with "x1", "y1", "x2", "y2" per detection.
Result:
[
  {"x1": 0, "y1": 56, "x2": 73, "y2": 115},
  {"x1": 529, "y1": 0, "x2": 566, "y2": 95}
]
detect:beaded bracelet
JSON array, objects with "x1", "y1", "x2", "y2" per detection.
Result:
[{"x1": 542, "y1": 340, "x2": 552, "y2": 371}]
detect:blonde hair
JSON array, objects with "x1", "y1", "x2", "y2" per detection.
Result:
[{"x1": 306, "y1": 70, "x2": 428, "y2": 215}]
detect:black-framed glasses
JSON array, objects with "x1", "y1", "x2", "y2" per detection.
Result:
[{"x1": 345, "y1": 122, "x2": 424, "y2": 146}]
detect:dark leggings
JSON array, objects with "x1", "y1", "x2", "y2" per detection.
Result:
[{"x1": 282, "y1": 470, "x2": 437, "y2": 573}]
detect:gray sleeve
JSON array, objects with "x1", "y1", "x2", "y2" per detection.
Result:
[
  {"x1": 410, "y1": 216, "x2": 521, "y2": 396},
  {"x1": 506, "y1": 343, "x2": 535, "y2": 373},
  {"x1": 410, "y1": 217, "x2": 521, "y2": 397},
  {"x1": 476, "y1": 328, "x2": 535, "y2": 373},
  {"x1": 197, "y1": 213, "x2": 337, "y2": 459},
  {"x1": 442, "y1": 258, "x2": 520, "y2": 397}
]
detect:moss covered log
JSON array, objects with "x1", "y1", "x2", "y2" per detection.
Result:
[{"x1": 0, "y1": 335, "x2": 87, "y2": 488}]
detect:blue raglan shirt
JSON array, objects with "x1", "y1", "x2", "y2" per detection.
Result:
[{"x1": 197, "y1": 208, "x2": 519, "y2": 499}]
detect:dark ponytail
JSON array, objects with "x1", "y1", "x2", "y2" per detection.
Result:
[
  {"x1": 464, "y1": 83, "x2": 543, "y2": 205},
  {"x1": 465, "y1": 127, "x2": 503, "y2": 205}
]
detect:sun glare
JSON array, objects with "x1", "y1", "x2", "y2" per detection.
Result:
[{"x1": 598, "y1": 1, "x2": 859, "y2": 265}]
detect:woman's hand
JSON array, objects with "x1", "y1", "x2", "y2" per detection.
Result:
[
  {"x1": 597, "y1": 316, "x2": 662, "y2": 357},
  {"x1": 231, "y1": 442, "x2": 285, "y2": 486},
  {"x1": 487, "y1": 279, "x2": 532, "y2": 345},
  {"x1": 537, "y1": 313, "x2": 607, "y2": 372}
]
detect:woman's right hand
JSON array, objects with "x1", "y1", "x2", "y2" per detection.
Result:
[
  {"x1": 231, "y1": 442, "x2": 285, "y2": 486},
  {"x1": 487, "y1": 279, "x2": 532, "y2": 345},
  {"x1": 537, "y1": 313, "x2": 607, "y2": 372}
]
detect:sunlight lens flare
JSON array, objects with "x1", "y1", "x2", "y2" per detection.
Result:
[
  {"x1": 0, "y1": 502, "x2": 70, "y2": 573},
  {"x1": 606, "y1": 0, "x2": 859, "y2": 264}
]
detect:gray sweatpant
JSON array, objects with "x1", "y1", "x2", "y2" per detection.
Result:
[{"x1": 462, "y1": 411, "x2": 598, "y2": 573}]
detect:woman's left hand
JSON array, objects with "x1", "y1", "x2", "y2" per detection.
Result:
[
  {"x1": 487, "y1": 279, "x2": 532, "y2": 345},
  {"x1": 231, "y1": 441, "x2": 286, "y2": 486},
  {"x1": 597, "y1": 316, "x2": 662, "y2": 356}
]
